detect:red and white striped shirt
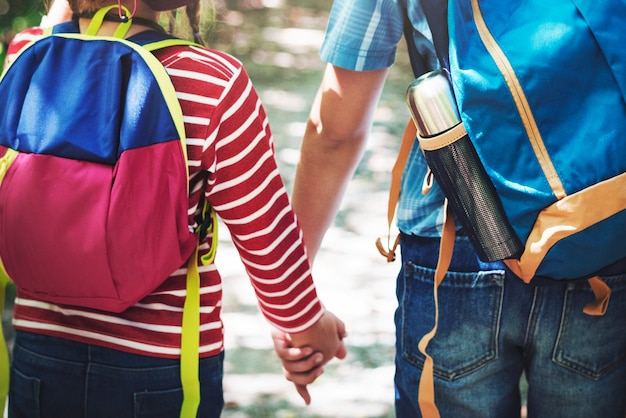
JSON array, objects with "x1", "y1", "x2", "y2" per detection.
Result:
[{"x1": 7, "y1": 28, "x2": 324, "y2": 359}]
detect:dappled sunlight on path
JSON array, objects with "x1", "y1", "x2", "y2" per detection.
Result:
[{"x1": 218, "y1": 199, "x2": 400, "y2": 417}]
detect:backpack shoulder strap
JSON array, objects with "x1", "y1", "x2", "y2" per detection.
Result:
[
  {"x1": 403, "y1": 0, "x2": 450, "y2": 77},
  {"x1": 0, "y1": 264, "x2": 10, "y2": 417},
  {"x1": 418, "y1": 0, "x2": 450, "y2": 71}
]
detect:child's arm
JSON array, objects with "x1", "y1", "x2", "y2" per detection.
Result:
[{"x1": 198, "y1": 58, "x2": 347, "y2": 395}]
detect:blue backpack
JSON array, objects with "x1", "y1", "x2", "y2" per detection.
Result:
[
  {"x1": 394, "y1": 0, "x2": 625, "y2": 415},
  {"x1": 388, "y1": 0, "x2": 626, "y2": 285},
  {"x1": 447, "y1": 0, "x2": 626, "y2": 283}
]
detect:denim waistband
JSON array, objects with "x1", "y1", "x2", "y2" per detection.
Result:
[
  {"x1": 400, "y1": 233, "x2": 505, "y2": 273},
  {"x1": 14, "y1": 331, "x2": 181, "y2": 367},
  {"x1": 400, "y1": 234, "x2": 626, "y2": 280}
]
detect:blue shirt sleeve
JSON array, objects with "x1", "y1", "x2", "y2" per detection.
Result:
[
  {"x1": 319, "y1": 0, "x2": 447, "y2": 237},
  {"x1": 320, "y1": 0, "x2": 405, "y2": 71}
]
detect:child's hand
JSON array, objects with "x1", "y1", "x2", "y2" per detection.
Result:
[
  {"x1": 272, "y1": 311, "x2": 347, "y2": 404},
  {"x1": 289, "y1": 311, "x2": 347, "y2": 363},
  {"x1": 271, "y1": 328, "x2": 324, "y2": 404}
]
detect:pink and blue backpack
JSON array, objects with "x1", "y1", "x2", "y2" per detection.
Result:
[{"x1": 0, "y1": 7, "x2": 215, "y2": 417}]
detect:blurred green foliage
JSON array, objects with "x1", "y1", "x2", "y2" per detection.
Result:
[
  {"x1": 0, "y1": 0, "x2": 334, "y2": 72},
  {"x1": 0, "y1": 0, "x2": 45, "y2": 70}
]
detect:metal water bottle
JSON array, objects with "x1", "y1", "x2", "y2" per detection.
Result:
[{"x1": 406, "y1": 70, "x2": 523, "y2": 261}]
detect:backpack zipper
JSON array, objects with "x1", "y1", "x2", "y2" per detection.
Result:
[{"x1": 470, "y1": 0, "x2": 567, "y2": 200}]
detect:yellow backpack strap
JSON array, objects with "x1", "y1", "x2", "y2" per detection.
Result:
[
  {"x1": 179, "y1": 245, "x2": 201, "y2": 418},
  {"x1": 86, "y1": 5, "x2": 132, "y2": 38},
  {"x1": 0, "y1": 272, "x2": 10, "y2": 418},
  {"x1": 179, "y1": 203, "x2": 218, "y2": 418},
  {"x1": 138, "y1": 31, "x2": 206, "y2": 418},
  {"x1": 142, "y1": 39, "x2": 201, "y2": 52},
  {"x1": 376, "y1": 119, "x2": 417, "y2": 262},
  {"x1": 417, "y1": 199, "x2": 455, "y2": 417},
  {"x1": 136, "y1": 31, "x2": 207, "y2": 418}
]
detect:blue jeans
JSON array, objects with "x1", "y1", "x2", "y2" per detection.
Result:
[
  {"x1": 9, "y1": 332, "x2": 224, "y2": 418},
  {"x1": 395, "y1": 234, "x2": 626, "y2": 418}
]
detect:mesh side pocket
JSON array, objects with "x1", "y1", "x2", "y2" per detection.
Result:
[{"x1": 424, "y1": 135, "x2": 523, "y2": 261}]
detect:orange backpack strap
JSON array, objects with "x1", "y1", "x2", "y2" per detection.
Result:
[
  {"x1": 417, "y1": 200, "x2": 455, "y2": 417},
  {"x1": 375, "y1": 119, "x2": 417, "y2": 262},
  {"x1": 583, "y1": 276, "x2": 611, "y2": 316}
]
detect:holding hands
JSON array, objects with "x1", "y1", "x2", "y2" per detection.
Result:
[{"x1": 272, "y1": 311, "x2": 347, "y2": 404}]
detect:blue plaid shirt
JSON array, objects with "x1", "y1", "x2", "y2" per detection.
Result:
[{"x1": 320, "y1": 0, "x2": 446, "y2": 236}]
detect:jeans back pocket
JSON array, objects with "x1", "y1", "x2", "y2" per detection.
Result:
[{"x1": 400, "y1": 262, "x2": 506, "y2": 380}]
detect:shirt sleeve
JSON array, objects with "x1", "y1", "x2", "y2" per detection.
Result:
[
  {"x1": 205, "y1": 63, "x2": 324, "y2": 333},
  {"x1": 4, "y1": 27, "x2": 44, "y2": 69},
  {"x1": 319, "y1": 0, "x2": 405, "y2": 71}
]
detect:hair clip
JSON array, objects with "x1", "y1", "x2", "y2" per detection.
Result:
[{"x1": 117, "y1": 0, "x2": 138, "y2": 21}]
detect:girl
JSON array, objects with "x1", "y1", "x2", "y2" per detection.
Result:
[{"x1": 5, "y1": 1, "x2": 346, "y2": 416}]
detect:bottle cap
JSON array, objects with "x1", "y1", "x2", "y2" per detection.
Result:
[{"x1": 407, "y1": 70, "x2": 461, "y2": 137}]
